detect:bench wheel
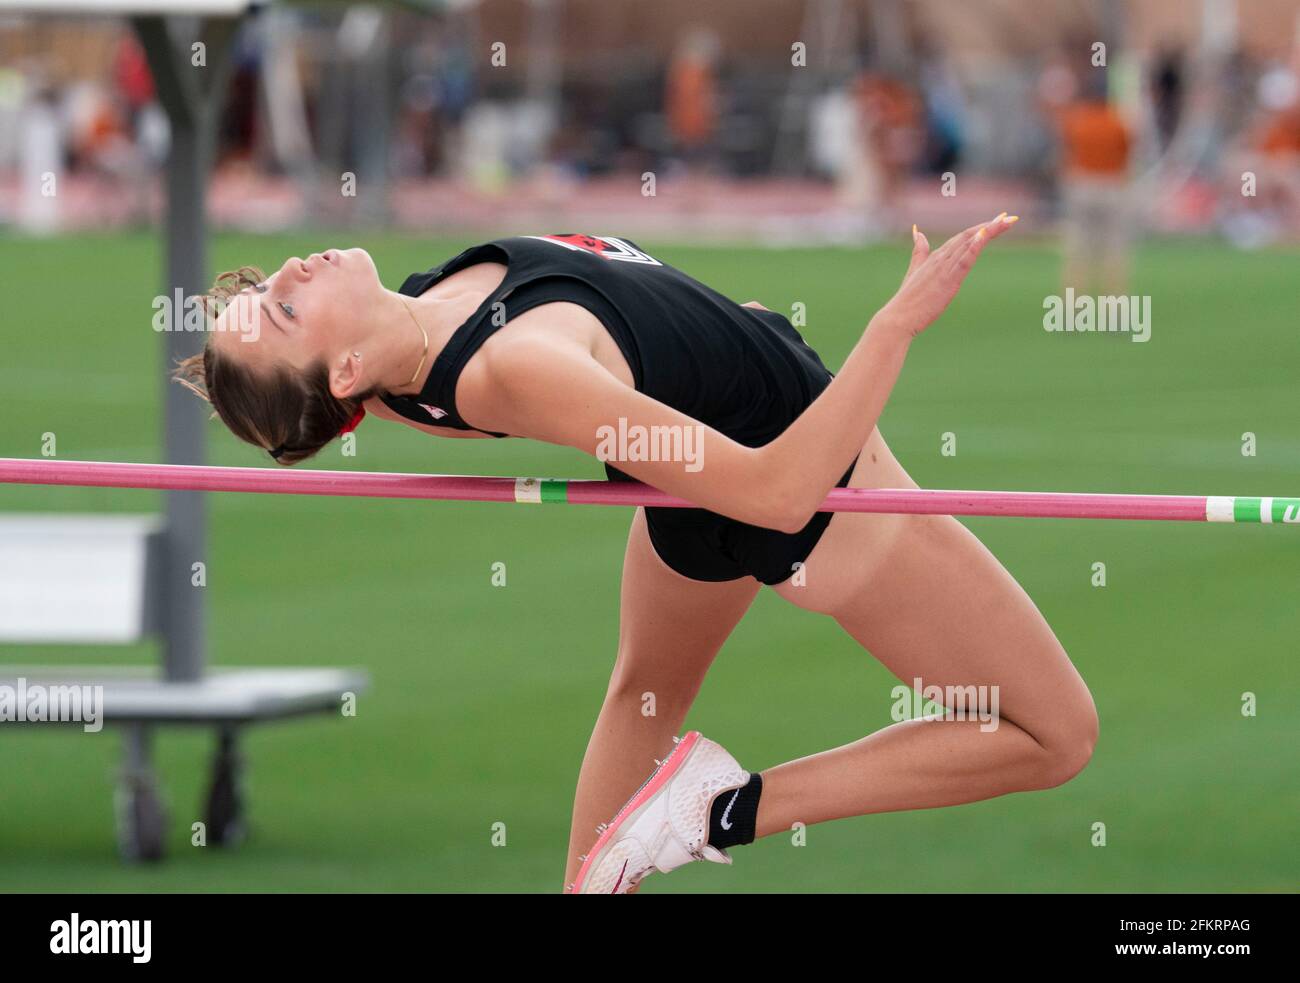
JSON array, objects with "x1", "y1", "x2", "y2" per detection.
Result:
[
  {"x1": 205, "y1": 727, "x2": 247, "y2": 847},
  {"x1": 116, "y1": 727, "x2": 168, "y2": 862},
  {"x1": 115, "y1": 769, "x2": 166, "y2": 858}
]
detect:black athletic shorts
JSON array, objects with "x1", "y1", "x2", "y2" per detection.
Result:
[{"x1": 642, "y1": 458, "x2": 858, "y2": 586}]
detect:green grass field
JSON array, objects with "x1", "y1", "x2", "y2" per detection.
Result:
[{"x1": 0, "y1": 231, "x2": 1295, "y2": 892}]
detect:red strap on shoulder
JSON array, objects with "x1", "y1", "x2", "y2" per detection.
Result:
[{"x1": 340, "y1": 405, "x2": 366, "y2": 434}]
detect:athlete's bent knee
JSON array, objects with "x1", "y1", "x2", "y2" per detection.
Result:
[
  {"x1": 605, "y1": 662, "x2": 702, "y2": 719},
  {"x1": 1032, "y1": 699, "x2": 1100, "y2": 789}
]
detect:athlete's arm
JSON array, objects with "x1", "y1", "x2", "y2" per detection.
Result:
[
  {"x1": 465, "y1": 323, "x2": 805, "y2": 531},
  {"x1": 761, "y1": 213, "x2": 1016, "y2": 524}
]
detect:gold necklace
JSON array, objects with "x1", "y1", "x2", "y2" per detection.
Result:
[{"x1": 399, "y1": 298, "x2": 430, "y2": 388}]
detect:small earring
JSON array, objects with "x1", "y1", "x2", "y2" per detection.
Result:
[{"x1": 353, "y1": 351, "x2": 362, "y2": 359}]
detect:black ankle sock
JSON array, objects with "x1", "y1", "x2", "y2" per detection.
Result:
[{"x1": 707, "y1": 772, "x2": 762, "y2": 850}]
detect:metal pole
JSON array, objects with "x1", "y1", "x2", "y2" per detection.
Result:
[{"x1": 132, "y1": 15, "x2": 241, "y2": 681}]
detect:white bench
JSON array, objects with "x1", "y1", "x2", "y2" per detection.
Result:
[
  {"x1": 0, "y1": 514, "x2": 163, "y2": 643},
  {"x1": 0, "y1": 513, "x2": 367, "y2": 860}
]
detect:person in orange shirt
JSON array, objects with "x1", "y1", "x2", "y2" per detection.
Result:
[
  {"x1": 665, "y1": 28, "x2": 720, "y2": 168},
  {"x1": 1045, "y1": 71, "x2": 1134, "y2": 293},
  {"x1": 1249, "y1": 97, "x2": 1300, "y2": 232},
  {"x1": 855, "y1": 72, "x2": 922, "y2": 204}
]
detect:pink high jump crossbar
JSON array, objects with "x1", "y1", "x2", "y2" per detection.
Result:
[{"x1": 1, "y1": 458, "x2": 1297, "y2": 525}]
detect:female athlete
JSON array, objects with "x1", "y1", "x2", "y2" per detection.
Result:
[{"x1": 177, "y1": 215, "x2": 1098, "y2": 893}]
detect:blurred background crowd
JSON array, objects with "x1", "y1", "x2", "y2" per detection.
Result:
[{"x1": 2, "y1": 0, "x2": 1300, "y2": 252}]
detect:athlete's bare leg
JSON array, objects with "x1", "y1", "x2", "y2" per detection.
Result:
[
  {"x1": 762, "y1": 428, "x2": 1098, "y2": 834},
  {"x1": 563, "y1": 508, "x2": 760, "y2": 888}
]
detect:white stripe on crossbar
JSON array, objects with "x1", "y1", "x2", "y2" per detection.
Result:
[{"x1": 1205, "y1": 497, "x2": 1236, "y2": 522}]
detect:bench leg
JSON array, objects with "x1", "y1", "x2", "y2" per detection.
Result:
[
  {"x1": 115, "y1": 724, "x2": 168, "y2": 862},
  {"x1": 205, "y1": 725, "x2": 247, "y2": 847}
]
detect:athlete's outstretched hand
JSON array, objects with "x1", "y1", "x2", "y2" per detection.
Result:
[{"x1": 880, "y1": 213, "x2": 1017, "y2": 338}]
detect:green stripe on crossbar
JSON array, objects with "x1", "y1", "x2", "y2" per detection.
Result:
[
  {"x1": 1234, "y1": 498, "x2": 1260, "y2": 522},
  {"x1": 1225, "y1": 497, "x2": 1300, "y2": 523},
  {"x1": 1272, "y1": 498, "x2": 1300, "y2": 523},
  {"x1": 539, "y1": 479, "x2": 568, "y2": 503}
]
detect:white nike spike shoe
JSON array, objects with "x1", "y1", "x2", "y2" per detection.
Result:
[{"x1": 570, "y1": 731, "x2": 749, "y2": 894}]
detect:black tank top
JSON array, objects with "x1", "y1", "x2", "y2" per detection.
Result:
[{"x1": 381, "y1": 234, "x2": 835, "y2": 479}]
